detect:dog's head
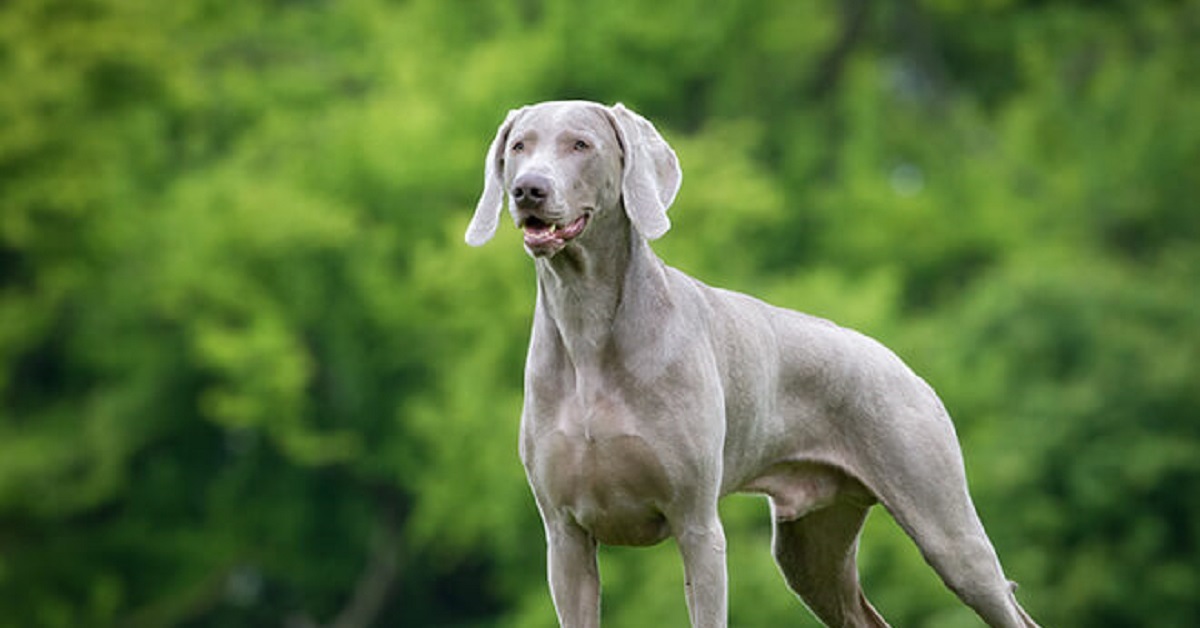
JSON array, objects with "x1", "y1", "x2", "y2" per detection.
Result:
[{"x1": 465, "y1": 101, "x2": 681, "y2": 257}]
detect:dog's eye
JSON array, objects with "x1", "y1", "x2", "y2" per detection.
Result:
[
  {"x1": 511, "y1": 141, "x2": 525, "y2": 153},
  {"x1": 573, "y1": 139, "x2": 590, "y2": 151}
]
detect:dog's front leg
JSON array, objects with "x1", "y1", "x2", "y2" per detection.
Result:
[
  {"x1": 676, "y1": 514, "x2": 728, "y2": 628},
  {"x1": 545, "y1": 518, "x2": 600, "y2": 628}
]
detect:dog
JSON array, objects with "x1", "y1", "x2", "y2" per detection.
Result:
[{"x1": 465, "y1": 100, "x2": 1038, "y2": 628}]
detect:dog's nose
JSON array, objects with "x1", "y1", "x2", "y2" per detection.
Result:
[{"x1": 512, "y1": 173, "x2": 552, "y2": 209}]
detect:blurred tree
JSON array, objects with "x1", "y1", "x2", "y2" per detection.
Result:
[{"x1": 1, "y1": 0, "x2": 1197, "y2": 626}]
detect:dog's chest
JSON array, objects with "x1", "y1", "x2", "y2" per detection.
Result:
[{"x1": 523, "y1": 392, "x2": 674, "y2": 546}]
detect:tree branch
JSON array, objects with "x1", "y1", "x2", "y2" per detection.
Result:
[{"x1": 808, "y1": 0, "x2": 870, "y2": 98}]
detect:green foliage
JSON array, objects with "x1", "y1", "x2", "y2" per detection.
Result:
[{"x1": 2, "y1": 0, "x2": 1197, "y2": 626}]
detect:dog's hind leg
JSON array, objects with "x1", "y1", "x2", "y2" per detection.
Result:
[
  {"x1": 771, "y1": 497, "x2": 889, "y2": 628},
  {"x1": 860, "y1": 409, "x2": 1039, "y2": 627},
  {"x1": 876, "y1": 475, "x2": 1038, "y2": 628}
]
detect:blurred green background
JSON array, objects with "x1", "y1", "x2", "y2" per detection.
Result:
[{"x1": 2, "y1": 0, "x2": 1198, "y2": 626}]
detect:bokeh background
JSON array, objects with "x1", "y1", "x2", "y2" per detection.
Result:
[{"x1": 2, "y1": 0, "x2": 1198, "y2": 626}]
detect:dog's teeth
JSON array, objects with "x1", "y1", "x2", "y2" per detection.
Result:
[{"x1": 549, "y1": 224, "x2": 558, "y2": 233}]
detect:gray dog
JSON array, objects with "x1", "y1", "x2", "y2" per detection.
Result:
[{"x1": 466, "y1": 100, "x2": 1038, "y2": 628}]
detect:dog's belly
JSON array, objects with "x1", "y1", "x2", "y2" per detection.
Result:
[{"x1": 533, "y1": 429, "x2": 673, "y2": 547}]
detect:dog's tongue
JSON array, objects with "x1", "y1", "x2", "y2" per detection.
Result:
[
  {"x1": 557, "y1": 214, "x2": 588, "y2": 239},
  {"x1": 524, "y1": 222, "x2": 558, "y2": 247},
  {"x1": 523, "y1": 215, "x2": 587, "y2": 248}
]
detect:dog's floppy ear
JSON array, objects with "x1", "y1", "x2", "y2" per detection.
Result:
[
  {"x1": 466, "y1": 107, "x2": 525, "y2": 246},
  {"x1": 605, "y1": 103, "x2": 681, "y2": 241}
]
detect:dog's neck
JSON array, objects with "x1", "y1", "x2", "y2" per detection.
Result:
[{"x1": 533, "y1": 209, "x2": 667, "y2": 372}]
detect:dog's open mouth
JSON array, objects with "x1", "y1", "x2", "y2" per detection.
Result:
[{"x1": 522, "y1": 214, "x2": 589, "y2": 255}]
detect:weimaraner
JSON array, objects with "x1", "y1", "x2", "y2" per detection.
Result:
[{"x1": 466, "y1": 100, "x2": 1038, "y2": 628}]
